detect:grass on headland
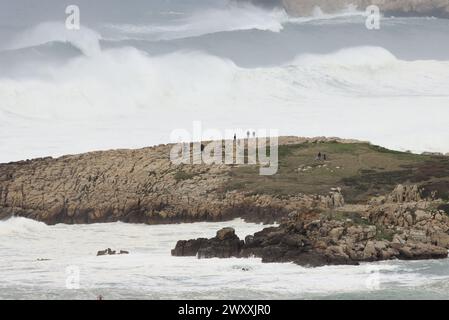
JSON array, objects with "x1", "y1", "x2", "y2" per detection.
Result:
[{"x1": 224, "y1": 141, "x2": 449, "y2": 203}]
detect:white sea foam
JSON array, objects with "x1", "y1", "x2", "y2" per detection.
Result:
[
  {"x1": 102, "y1": 3, "x2": 289, "y2": 41},
  {"x1": 102, "y1": 3, "x2": 366, "y2": 41},
  {"x1": 1, "y1": 46, "x2": 449, "y2": 162},
  {"x1": 0, "y1": 217, "x2": 448, "y2": 299}
]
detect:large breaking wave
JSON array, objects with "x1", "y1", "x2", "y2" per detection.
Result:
[
  {"x1": 1, "y1": 2, "x2": 449, "y2": 161},
  {"x1": 1, "y1": 45, "x2": 448, "y2": 119}
]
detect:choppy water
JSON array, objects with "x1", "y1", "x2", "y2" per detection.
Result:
[{"x1": 0, "y1": 217, "x2": 448, "y2": 300}]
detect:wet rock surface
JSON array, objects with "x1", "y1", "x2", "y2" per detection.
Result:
[{"x1": 97, "y1": 248, "x2": 129, "y2": 256}]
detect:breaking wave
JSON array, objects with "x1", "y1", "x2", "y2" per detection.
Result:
[
  {"x1": 0, "y1": 217, "x2": 48, "y2": 237},
  {"x1": 101, "y1": 3, "x2": 365, "y2": 41},
  {"x1": 1, "y1": 46, "x2": 448, "y2": 119}
]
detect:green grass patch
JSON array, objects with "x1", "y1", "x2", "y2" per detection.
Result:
[{"x1": 223, "y1": 141, "x2": 449, "y2": 202}]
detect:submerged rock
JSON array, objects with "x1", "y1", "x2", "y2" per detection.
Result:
[{"x1": 97, "y1": 248, "x2": 129, "y2": 256}]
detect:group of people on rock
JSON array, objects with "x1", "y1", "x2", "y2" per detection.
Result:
[
  {"x1": 316, "y1": 152, "x2": 327, "y2": 161},
  {"x1": 233, "y1": 131, "x2": 256, "y2": 141}
]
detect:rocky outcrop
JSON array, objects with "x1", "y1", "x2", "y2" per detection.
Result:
[
  {"x1": 278, "y1": 0, "x2": 449, "y2": 18},
  {"x1": 172, "y1": 184, "x2": 449, "y2": 266},
  {"x1": 388, "y1": 184, "x2": 422, "y2": 203},
  {"x1": 320, "y1": 188, "x2": 345, "y2": 208},
  {"x1": 242, "y1": 218, "x2": 447, "y2": 265},
  {"x1": 171, "y1": 228, "x2": 244, "y2": 258},
  {"x1": 172, "y1": 215, "x2": 448, "y2": 266},
  {"x1": 368, "y1": 185, "x2": 449, "y2": 250}
]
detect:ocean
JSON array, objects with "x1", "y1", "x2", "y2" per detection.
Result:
[
  {"x1": 1, "y1": 0, "x2": 449, "y2": 299},
  {"x1": 1, "y1": 217, "x2": 449, "y2": 299}
]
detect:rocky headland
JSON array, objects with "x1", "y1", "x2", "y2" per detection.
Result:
[
  {"x1": 0, "y1": 136, "x2": 361, "y2": 225},
  {"x1": 2, "y1": 136, "x2": 449, "y2": 266}
]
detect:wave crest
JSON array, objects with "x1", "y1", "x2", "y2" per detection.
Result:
[{"x1": 0, "y1": 217, "x2": 48, "y2": 236}]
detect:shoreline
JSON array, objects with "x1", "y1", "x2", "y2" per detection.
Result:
[{"x1": 2, "y1": 136, "x2": 449, "y2": 267}]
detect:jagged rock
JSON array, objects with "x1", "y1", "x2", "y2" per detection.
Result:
[
  {"x1": 368, "y1": 187, "x2": 449, "y2": 250},
  {"x1": 171, "y1": 238, "x2": 208, "y2": 256},
  {"x1": 216, "y1": 227, "x2": 236, "y2": 240},
  {"x1": 320, "y1": 189, "x2": 345, "y2": 208},
  {"x1": 329, "y1": 227, "x2": 344, "y2": 241},
  {"x1": 171, "y1": 228, "x2": 244, "y2": 259},
  {"x1": 431, "y1": 232, "x2": 449, "y2": 248},
  {"x1": 173, "y1": 188, "x2": 449, "y2": 266},
  {"x1": 387, "y1": 184, "x2": 421, "y2": 203},
  {"x1": 393, "y1": 242, "x2": 448, "y2": 260},
  {"x1": 415, "y1": 209, "x2": 431, "y2": 222},
  {"x1": 362, "y1": 241, "x2": 377, "y2": 261}
]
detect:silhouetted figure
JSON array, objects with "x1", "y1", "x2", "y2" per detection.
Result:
[
  {"x1": 316, "y1": 152, "x2": 321, "y2": 161},
  {"x1": 252, "y1": 131, "x2": 256, "y2": 138},
  {"x1": 246, "y1": 131, "x2": 250, "y2": 139},
  {"x1": 233, "y1": 133, "x2": 236, "y2": 141},
  {"x1": 323, "y1": 154, "x2": 327, "y2": 161}
]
